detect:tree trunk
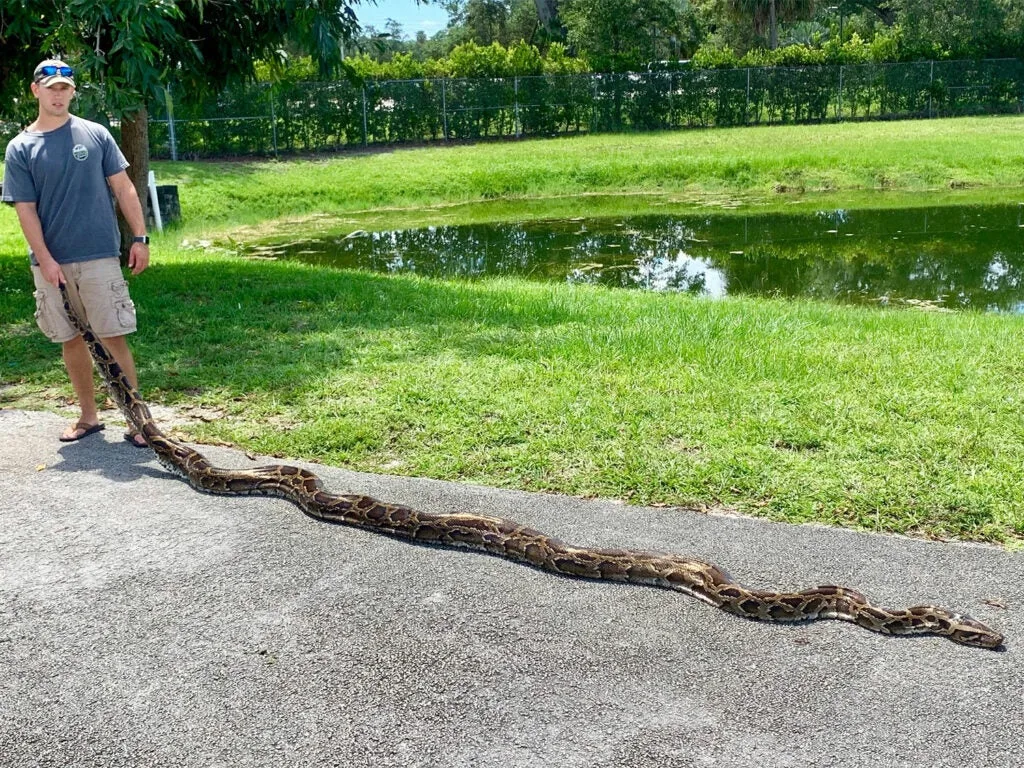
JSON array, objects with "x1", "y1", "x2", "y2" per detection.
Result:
[
  {"x1": 533, "y1": 0, "x2": 559, "y2": 30},
  {"x1": 117, "y1": 107, "x2": 150, "y2": 264},
  {"x1": 769, "y1": 0, "x2": 778, "y2": 49}
]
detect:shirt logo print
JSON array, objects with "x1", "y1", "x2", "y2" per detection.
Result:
[{"x1": 72, "y1": 144, "x2": 89, "y2": 161}]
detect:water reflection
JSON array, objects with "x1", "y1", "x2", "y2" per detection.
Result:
[{"x1": 250, "y1": 204, "x2": 1024, "y2": 312}]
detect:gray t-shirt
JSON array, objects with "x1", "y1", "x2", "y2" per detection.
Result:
[{"x1": 2, "y1": 115, "x2": 129, "y2": 265}]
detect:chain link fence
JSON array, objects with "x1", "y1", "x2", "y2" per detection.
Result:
[{"x1": 71, "y1": 58, "x2": 1024, "y2": 158}]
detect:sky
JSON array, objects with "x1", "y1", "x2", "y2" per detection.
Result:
[{"x1": 355, "y1": 1, "x2": 451, "y2": 37}]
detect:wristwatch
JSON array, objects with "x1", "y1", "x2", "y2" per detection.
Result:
[{"x1": 132, "y1": 235, "x2": 150, "y2": 245}]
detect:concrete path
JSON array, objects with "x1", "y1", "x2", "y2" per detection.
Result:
[{"x1": 1, "y1": 408, "x2": 1021, "y2": 768}]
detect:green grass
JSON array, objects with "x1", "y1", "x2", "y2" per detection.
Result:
[
  {"x1": 146, "y1": 115, "x2": 1024, "y2": 235},
  {"x1": 2, "y1": 115, "x2": 1024, "y2": 545}
]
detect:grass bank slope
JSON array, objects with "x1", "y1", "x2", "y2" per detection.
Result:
[{"x1": 151, "y1": 115, "x2": 1024, "y2": 233}]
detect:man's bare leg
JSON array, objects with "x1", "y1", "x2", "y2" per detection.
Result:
[
  {"x1": 99, "y1": 334, "x2": 145, "y2": 446},
  {"x1": 61, "y1": 335, "x2": 100, "y2": 440},
  {"x1": 98, "y1": 334, "x2": 139, "y2": 389}
]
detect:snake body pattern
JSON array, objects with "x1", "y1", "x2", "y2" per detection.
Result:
[{"x1": 59, "y1": 285, "x2": 1005, "y2": 650}]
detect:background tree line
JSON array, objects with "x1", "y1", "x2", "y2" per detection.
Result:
[{"x1": 358, "y1": 0, "x2": 1024, "y2": 73}]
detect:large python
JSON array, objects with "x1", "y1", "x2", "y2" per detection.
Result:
[{"x1": 58, "y1": 284, "x2": 1005, "y2": 650}]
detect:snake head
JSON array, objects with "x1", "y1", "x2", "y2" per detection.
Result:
[{"x1": 947, "y1": 614, "x2": 1005, "y2": 650}]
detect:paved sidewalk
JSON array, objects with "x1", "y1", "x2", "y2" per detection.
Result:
[{"x1": 1, "y1": 408, "x2": 1021, "y2": 768}]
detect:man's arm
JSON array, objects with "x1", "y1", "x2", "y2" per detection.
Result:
[
  {"x1": 107, "y1": 171, "x2": 150, "y2": 276},
  {"x1": 13, "y1": 202, "x2": 64, "y2": 287}
]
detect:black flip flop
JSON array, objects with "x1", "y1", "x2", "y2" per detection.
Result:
[
  {"x1": 123, "y1": 431, "x2": 148, "y2": 448},
  {"x1": 59, "y1": 422, "x2": 105, "y2": 442}
]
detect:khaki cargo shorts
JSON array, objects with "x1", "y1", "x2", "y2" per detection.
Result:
[{"x1": 31, "y1": 257, "x2": 138, "y2": 343}]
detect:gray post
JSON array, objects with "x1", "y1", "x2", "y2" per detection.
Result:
[
  {"x1": 1020, "y1": 63, "x2": 1024, "y2": 113},
  {"x1": 746, "y1": 68, "x2": 751, "y2": 123},
  {"x1": 269, "y1": 85, "x2": 278, "y2": 157},
  {"x1": 362, "y1": 84, "x2": 369, "y2": 146},
  {"x1": 165, "y1": 86, "x2": 178, "y2": 161},
  {"x1": 928, "y1": 60, "x2": 934, "y2": 117},
  {"x1": 514, "y1": 76, "x2": 521, "y2": 137},
  {"x1": 838, "y1": 65, "x2": 844, "y2": 120},
  {"x1": 441, "y1": 78, "x2": 449, "y2": 140}
]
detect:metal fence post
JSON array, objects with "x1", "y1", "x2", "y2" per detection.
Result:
[
  {"x1": 1019, "y1": 59, "x2": 1024, "y2": 113},
  {"x1": 441, "y1": 78, "x2": 449, "y2": 140},
  {"x1": 514, "y1": 75, "x2": 521, "y2": 137},
  {"x1": 362, "y1": 84, "x2": 369, "y2": 146},
  {"x1": 928, "y1": 60, "x2": 935, "y2": 117},
  {"x1": 745, "y1": 68, "x2": 751, "y2": 124},
  {"x1": 838, "y1": 65, "x2": 844, "y2": 120},
  {"x1": 269, "y1": 84, "x2": 278, "y2": 157},
  {"x1": 165, "y1": 85, "x2": 178, "y2": 161}
]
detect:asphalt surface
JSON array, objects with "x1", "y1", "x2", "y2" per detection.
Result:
[{"x1": 1, "y1": 407, "x2": 1022, "y2": 768}]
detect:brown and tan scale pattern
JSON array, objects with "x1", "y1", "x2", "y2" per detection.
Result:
[{"x1": 59, "y1": 285, "x2": 1005, "y2": 650}]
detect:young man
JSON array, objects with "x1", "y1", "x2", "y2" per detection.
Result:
[{"x1": 2, "y1": 59, "x2": 151, "y2": 446}]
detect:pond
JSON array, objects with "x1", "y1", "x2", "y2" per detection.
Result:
[{"x1": 247, "y1": 203, "x2": 1024, "y2": 312}]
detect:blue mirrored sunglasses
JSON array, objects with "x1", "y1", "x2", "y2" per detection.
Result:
[{"x1": 36, "y1": 65, "x2": 74, "y2": 79}]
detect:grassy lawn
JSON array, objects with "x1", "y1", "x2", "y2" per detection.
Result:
[
  {"x1": 2, "y1": 115, "x2": 1023, "y2": 545},
  {"x1": 152, "y1": 114, "x2": 1024, "y2": 233}
]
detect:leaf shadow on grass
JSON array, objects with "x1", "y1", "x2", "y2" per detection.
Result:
[
  {"x1": 1, "y1": 255, "x2": 580, "y2": 399},
  {"x1": 124, "y1": 258, "x2": 581, "y2": 398}
]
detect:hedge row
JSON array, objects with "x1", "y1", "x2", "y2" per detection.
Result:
[{"x1": 148, "y1": 58, "x2": 1024, "y2": 158}]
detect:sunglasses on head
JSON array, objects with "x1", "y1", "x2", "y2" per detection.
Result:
[{"x1": 36, "y1": 65, "x2": 74, "y2": 78}]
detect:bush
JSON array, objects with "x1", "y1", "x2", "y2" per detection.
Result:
[{"x1": 146, "y1": 56, "x2": 1024, "y2": 158}]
